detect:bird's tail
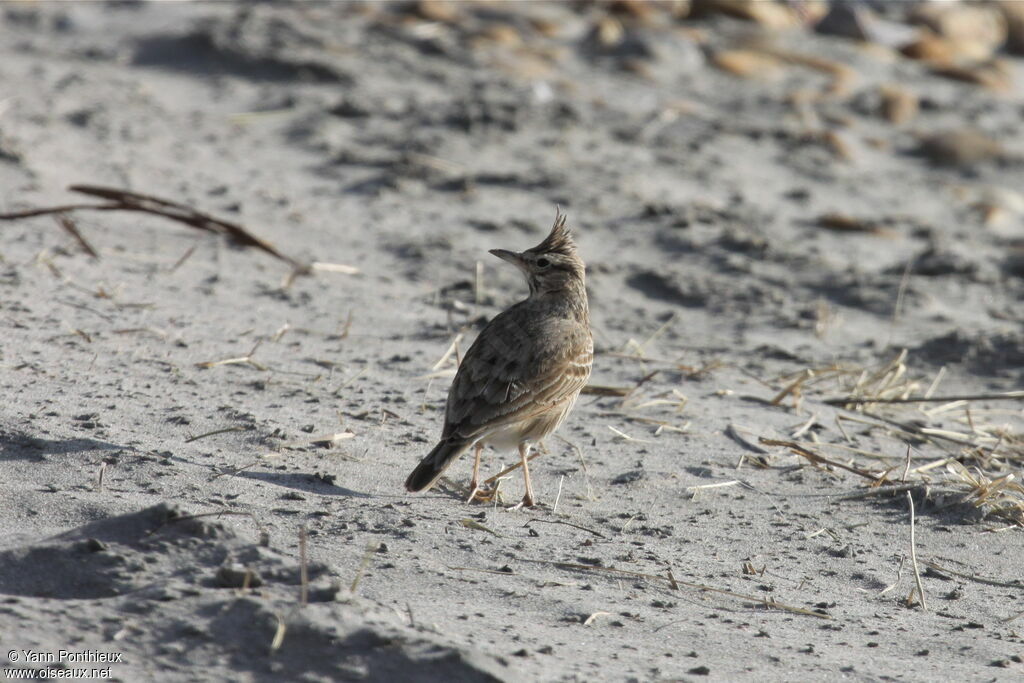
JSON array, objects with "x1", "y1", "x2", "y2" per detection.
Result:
[{"x1": 404, "y1": 438, "x2": 472, "y2": 493}]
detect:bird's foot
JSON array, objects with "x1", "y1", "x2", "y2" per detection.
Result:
[
  {"x1": 466, "y1": 481, "x2": 498, "y2": 504},
  {"x1": 508, "y1": 494, "x2": 536, "y2": 510}
]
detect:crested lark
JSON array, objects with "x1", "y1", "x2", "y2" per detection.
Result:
[{"x1": 405, "y1": 210, "x2": 593, "y2": 507}]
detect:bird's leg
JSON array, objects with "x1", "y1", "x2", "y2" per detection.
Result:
[
  {"x1": 517, "y1": 442, "x2": 535, "y2": 508},
  {"x1": 466, "y1": 443, "x2": 487, "y2": 503}
]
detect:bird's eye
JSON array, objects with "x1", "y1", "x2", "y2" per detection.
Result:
[{"x1": 536, "y1": 257, "x2": 551, "y2": 268}]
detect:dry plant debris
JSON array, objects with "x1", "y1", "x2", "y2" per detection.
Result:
[{"x1": 762, "y1": 351, "x2": 1024, "y2": 526}]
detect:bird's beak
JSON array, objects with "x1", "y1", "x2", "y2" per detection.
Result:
[{"x1": 489, "y1": 248, "x2": 527, "y2": 272}]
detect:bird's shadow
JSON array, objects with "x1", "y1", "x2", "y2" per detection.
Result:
[
  {"x1": 0, "y1": 429, "x2": 124, "y2": 462},
  {"x1": 238, "y1": 470, "x2": 371, "y2": 498}
]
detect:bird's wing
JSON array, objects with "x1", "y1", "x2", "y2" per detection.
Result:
[{"x1": 443, "y1": 307, "x2": 592, "y2": 441}]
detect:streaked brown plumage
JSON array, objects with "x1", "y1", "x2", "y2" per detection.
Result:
[{"x1": 404, "y1": 210, "x2": 592, "y2": 507}]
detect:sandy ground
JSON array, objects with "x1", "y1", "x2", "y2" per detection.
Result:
[{"x1": 1, "y1": 1, "x2": 1023, "y2": 681}]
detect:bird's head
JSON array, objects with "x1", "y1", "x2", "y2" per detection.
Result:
[{"x1": 489, "y1": 210, "x2": 585, "y2": 296}]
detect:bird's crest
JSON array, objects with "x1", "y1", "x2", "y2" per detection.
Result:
[{"x1": 532, "y1": 208, "x2": 576, "y2": 257}]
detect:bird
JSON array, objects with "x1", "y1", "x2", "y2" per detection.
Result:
[{"x1": 404, "y1": 210, "x2": 593, "y2": 507}]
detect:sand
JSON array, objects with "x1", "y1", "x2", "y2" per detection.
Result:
[{"x1": 0, "y1": 2, "x2": 1022, "y2": 681}]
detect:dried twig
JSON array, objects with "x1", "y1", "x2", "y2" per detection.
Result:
[
  {"x1": 0, "y1": 185, "x2": 360, "y2": 280},
  {"x1": 0, "y1": 201, "x2": 123, "y2": 219},
  {"x1": 70, "y1": 184, "x2": 303, "y2": 266}
]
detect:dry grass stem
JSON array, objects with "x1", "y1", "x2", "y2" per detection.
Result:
[
  {"x1": 169, "y1": 244, "x2": 197, "y2": 272},
  {"x1": 95, "y1": 461, "x2": 106, "y2": 491},
  {"x1": 55, "y1": 213, "x2": 99, "y2": 258},
  {"x1": 350, "y1": 542, "x2": 380, "y2": 594},
  {"x1": 196, "y1": 342, "x2": 266, "y2": 371},
  {"x1": 582, "y1": 384, "x2": 632, "y2": 397},
  {"x1": 879, "y1": 555, "x2": 906, "y2": 596},
  {"x1": 185, "y1": 425, "x2": 250, "y2": 443},
  {"x1": 524, "y1": 519, "x2": 606, "y2": 538},
  {"x1": 771, "y1": 369, "x2": 812, "y2": 406},
  {"x1": 891, "y1": 257, "x2": 915, "y2": 329},
  {"x1": 338, "y1": 311, "x2": 353, "y2": 340},
  {"x1": 460, "y1": 518, "x2": 502, "y2": 536},
  {"x1": 113, "y1": 327, "x2": 168, "y2": 338},
  {"x1": 431, "y1": 333, "x2": 464, "y2": 372},
  {"x1": 271, "y1": 323, "x2": 291, "y2": 343},
  {"x1": 483, "y1": 451, "x2": 540, "y2": 486},
  {"x1": 447, "y1": 565, "x2": 518, "y2": 576},
  {"x1": 283, "y1": 431, "x2": 355, "y2": 449},
  {"x1": 638, "y1": 312, "x2": 675, "y2": 353},
  {"x1": 333, "y1": 367, "x2": 367, "y2": 396},
  {"x1": 209, "y1": 453, "x2": 278, "y2": 481},
  {"x1": 687, "y1": 480, "x2": 740, "y2": 499},
  {"x1": 829, "y1": 483, "x2": 925, "y2": 502},
  {"x1": 474, "y1": 259, "x2": 483, "y2": 307},
  {"x1": 609, "y1": 370, "x2": 661, "y2": 407},
  {"x1": 921, "y1": 559, "x2": 1024, "y2": 590},
  {"x1": 310, "y1": 261, "x2": 360, "y2": 275},
  {"x1": 607, "y1": 425, "x2": 650, "y2": 443},
  {"x1": 727, "y1": 424, "x2": 771, "y2": 454},
  {"x1": 924, "y1": 366, "x2": 946, "y2": 399},
  {"x1": 554, "y1": 435, "x2": 595, "y2": 501},
  {"x1": 906, "y1": 491, "x2": 927, "y2": 610},
  {"x1": 269, "y1": 613, "x2": 287, "y2": 654},
  {"x1": 760, "y1": 438, "x2": 879, "y2": 480},
  {"x1": 299, "y1": 526, "x2": 309, "y2": 607},
  {"x1": 826, "y1": 391, "x2": 1024, "y2": 406},
  {"x1": 791, "y1": 413, "x2": 818, "y2": 438},
  {"x1": 553, "y1": 474, "x2": 565, "y2": 513}
]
